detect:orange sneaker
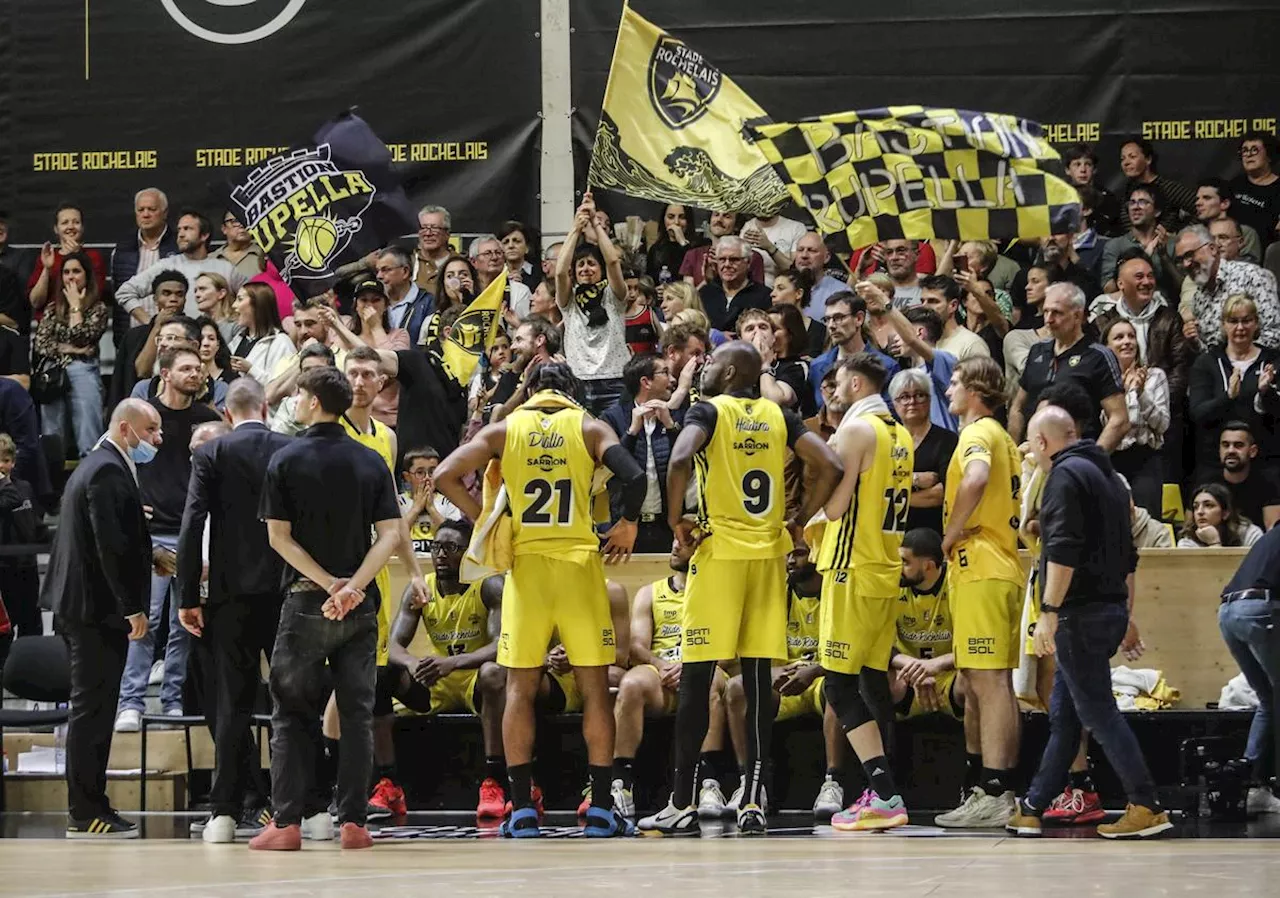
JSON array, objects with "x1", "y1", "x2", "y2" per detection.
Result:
[
  {"x1": 340, "y1": 822, "x2": 373, "y2": 849},
  {"x1": 503, "y1": 783, "x2": 545, "y2": 821},
  {"x1": 248, "y1": 821, "x2": 301, "y2": 851},
  {"x1": 367, "y1": 778, "x2": 407, "y2": 818},
  {"x1": 477, "y1": 777, "x2": 506, "y2": 819}
]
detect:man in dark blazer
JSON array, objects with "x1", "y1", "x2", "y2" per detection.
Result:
[
  {"x1": 176, "y1": 377, "x2": 294, "y2": 843},
  {"x1": 44, "y1": 398, "x2": 161, "y2": 839}
]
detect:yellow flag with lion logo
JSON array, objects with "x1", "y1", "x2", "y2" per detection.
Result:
[{"x1": 426, "y1": 269, "x2": 507, "y2": 388}]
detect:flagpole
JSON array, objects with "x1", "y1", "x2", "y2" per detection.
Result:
[{"x1": 586, "y1": 0, "x2": 631, "y2": 193}]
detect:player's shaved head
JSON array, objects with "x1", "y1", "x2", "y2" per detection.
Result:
[
  {"x1": 1027, "y1": 405, "x2": 1078, "y2": 471},
  {"x1": 699, "y1": 340, "x2": 762, "y2": 397}
]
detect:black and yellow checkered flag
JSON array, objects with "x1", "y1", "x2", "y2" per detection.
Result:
[{"x1": 748, "y1": 106, "x2": 1080, "y2": 251}]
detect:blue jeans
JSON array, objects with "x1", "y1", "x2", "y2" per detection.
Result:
[
  {"x1": 118, "y1": 532, "x2": 190, "y2": 713},
  {"x1": 1026, "y1": 602, "x2": 1159, "y2": 810},
  {"x1": 40, "y1": 359, "x2": 103, "y2": 457},
  {"x1": 582, "y1": 377, "x2": 625, "y2": 418},
  {"x1": 1218, "y1": 598, "x2": 1280, "y2": 781}
]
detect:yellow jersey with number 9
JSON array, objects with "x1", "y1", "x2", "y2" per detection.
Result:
[
  {"x1": 815, "y1": 412, "x2": 913, "y2": 598},
  {"x1": 944, "y1": 416, "x2": 1023, "y2": 585},
  {"x1": 649, "y1": 577, "x2": 686, "y2": 662},
  {"x1": 504, "y1": 398, "x2": 597, "y2": 557},
  {"x1": 420, "y1": 574, "x2": 489, "y2": 658},
  {"x1": 693, "y1": 395, "x2": 792, "y2": 559}
]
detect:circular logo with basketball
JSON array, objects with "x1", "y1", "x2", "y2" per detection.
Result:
[{"x1": 161, "y1": 0, "x2": 308, "y2": 45}]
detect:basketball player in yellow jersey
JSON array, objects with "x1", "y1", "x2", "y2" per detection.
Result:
[
  {"x1": 640, "y1": 341, "x2": 841, "y2": 837},
  {"x1": 333, "y1": 346, "x2": 430, "y2": 819},
  {"x1": 380, "y1": 520, "x2": 509, "y2": 820},
  {"x1": 434, "y1": 362, "x2": 644, "y2": 839},
  {"x1": 610, "y1": 534, "x2": 729, "y2": 823},
  {"x1": 936, "y1": 356, "x2": 1025, "y2": 829},
  {"x1": 891, "y1": 529, "x2": 966, "y2": 723},
  {"x1": 808, "y1": 352, "x2": 913, "y2": 831}
]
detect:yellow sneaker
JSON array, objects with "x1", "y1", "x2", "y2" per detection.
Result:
[{"x1": 1097, "y1": 804, "x2": 1173, "y2": 839}]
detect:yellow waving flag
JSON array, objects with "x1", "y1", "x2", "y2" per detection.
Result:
[
  {"x1": 588, "y1": 3, "x2": 789, "y2": 215},
  {"x1": 749, "y1": 106, "x2": 1081, "y2": 251},
  {"x1": 426, "y1": 269, "x2": 507, "y2": 387}
]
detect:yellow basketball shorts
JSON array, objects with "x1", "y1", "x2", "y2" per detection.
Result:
[
  {"x1": 682, "y1": 548, "x2": 787, "y2": 663},
  {"x1": 395, "y1": 667, "x2": 481, "y2": 716},
  {"x1": 776, "y1": 675, "x2": 826, "y2": 721},
  {"x1": 375, "y1": 566, "x2": 393, "y2": 666},
  {"x1": 952, "y1": 578, "x2": 1023, "y2": 670},
  {"x1": 1023, "y1": 567, "x2": 1043, "y2": 656},
  {"x1": 818, "y1": 573, "x2": 897, "y2": 675},
  {"x1": 499, "y1": 552, "x2": 615, "y2": 669},
  {"x1": 548, "y1": 669, "x2": 584, "y2": 713},
  {"x1": 897, "y1": 669, "x2": 961, "y2": 720}
]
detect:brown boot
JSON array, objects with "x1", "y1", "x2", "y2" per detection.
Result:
[{"x1": 1096, "y1": 804, "x2": 1173, "y2": 839}]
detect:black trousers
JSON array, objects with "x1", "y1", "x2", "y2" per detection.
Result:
[
  {"x1": 634, "y1": 518, "x2": 675, "y2": 554},
  {"x1": 205, "y1": 594, "x2": 282, "y2": 818},
  {"x1": 62, "y1": 623, "x2": 128, "y2": 822},
  {"x1": 1111, "y1": 445, "x2": 1163, "y2": 519},
  {"x1": 0, "y1": 565, "x2": 42, "y2": 637},
  {"x1": 268, "y1": 591, "x2": 377, "y2": 827}
]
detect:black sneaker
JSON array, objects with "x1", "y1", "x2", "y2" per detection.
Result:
[
  {"x1": 68, "y1": 813, "x2": 139, "y2": 840},
  {"x1": 235, "y1": 807, "x2": 271, "y2": 837}
]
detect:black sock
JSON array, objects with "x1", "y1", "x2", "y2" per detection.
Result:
[
  {"x1": 672, "y1": 661, "x2": 716, "y2": 808},
  {"x1": 320, "y1": 736, "x2": 340, "y2": 794},
  {"x1": 589, "y1": 765, "x2": 614, "y2": 812},
  {"x1": 981, "y1": 767, "x2": 1014, "y2": 796},
  {"x1": 485, "y1": 756, "x2": 506, "y2": 787},
  {"x1": 1068, "y1": 769, "x2": 1096, "y2": 792},
  {"x1": 964, "y1": 753, "x2": 983, "y2": 791},
  {"x1": 509, "y1": 763, "x2": 534, "y2": 810},
  {"x1": 1019, "y1": 796, "x2": 1042, "y2": 817},
  {"x1": 698, "y1": 751, "x2": 718, "y2": 786},
  {"x1": 613, "y1": 757, "x2": 635, "y2": 790},
  {"x1": 741, "y1": 658, "x2": 774, "y2": 809},
  {"x1": 861, "y1": 755, "x2": 897, "y2": 799}
]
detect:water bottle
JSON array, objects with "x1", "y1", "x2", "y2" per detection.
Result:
[
  {"x1": 54, "y1": 707, "x2": 68, "y2": 774},
  {"x1": 658, "y1": 265, "x2": 672, "y2": 286}
]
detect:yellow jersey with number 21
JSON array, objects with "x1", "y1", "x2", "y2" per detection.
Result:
[{"x1": 944, "y1": 416, "x2": 1023, "y2": 585}]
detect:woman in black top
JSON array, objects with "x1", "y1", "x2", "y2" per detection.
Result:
[
  {"x1": 770, "y1": 303, "x2": 816, "y2": 417},
  {"x1": 770, "y1": 268, "x2": 827, "y2": 357},
  {"x1": 645, "y1": 204, "x2": 698, "y2": 284}
]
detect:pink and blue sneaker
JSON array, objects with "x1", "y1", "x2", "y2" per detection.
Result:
[{"x1": 831, "y1": 790, "x2": 908, "y2": 831}]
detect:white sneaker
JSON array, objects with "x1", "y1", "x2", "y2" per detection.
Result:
[
  {"x1": 935, "y1": 787, "x2": 1017, "y2": 828},
  {"x1": 611, "y1": 779, "x2": 635, "y2": 821},
  {"x1": 148, "y1": 660, "x2": 164, "y2": 686},
  {"x1": 114, "y1": 709, "x2": 141, "y2": 733},
  {"x1": 726, "y1": 775, "x2": 768, "y2": 814},
  {"x1": 301, "y1": 811, "x2": 333, "y2": 841},
  {"x1": 637, "y1": 796, "x2": 700, "y2": 836},
  {"x1": 1248, "y1": 787, "x2": 1280, "y2": 814},
  {"x1": 696, "y1": 779, "x2": 727, "y2": 818},
  {"x1": 813, "y1": 776, "x2": 844, "y2": 820},
  {"x1": 201, "y1": 814, "x2": 236, "y2": 843}
]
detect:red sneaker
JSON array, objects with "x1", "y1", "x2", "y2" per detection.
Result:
[
  {"x1": 1073, "y1": 790, "x2": 1106, "y2": 824},
  {"x1": 248, "y1": 821, "x2": 301, "y2": 851},
  {"x1": 340, "y1": 822, "x2": 373, "y2": 849},
  {"x1": 576, "y1": 784, "x2": 592, "y2": 819},
  {"x1": 1043, "y1": 787, "x2": 1104, "y2": 824},
  {"x1": 477, "y1": 777, "x2": 506, "y2": 820},
  {"x1": 1043, "y1": 786, "x2": 1077, "y2": 822},
  {"x1": 368, "y1": 778, "x2": 408, "y2": 818},
  {"x1": 503, "y1": 783, "x2": 546, "y2": 821}
]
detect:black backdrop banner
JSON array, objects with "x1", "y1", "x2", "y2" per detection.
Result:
[
  {"x1": 571, "y1": 0, "x2": 1280, "y2": 222},
  {"x1": 0, "y1": 0, "x2": 540, "y2": 241}
]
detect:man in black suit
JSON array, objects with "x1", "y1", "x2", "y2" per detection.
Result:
[
  {"x1": 44, "y1": 398, "x2": 161, "y2": 839},
  {"x1": 176, "y1": 377, "x2": 293, "y2": 844}
]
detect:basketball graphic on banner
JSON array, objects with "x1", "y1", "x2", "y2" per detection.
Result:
[{"x1": 293, "y1": 216, "x2": 339, "y2": 270}]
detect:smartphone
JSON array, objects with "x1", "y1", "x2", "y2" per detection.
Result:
[{"x1": 954, "y1": 255, "x2": 969, "y2": 274}]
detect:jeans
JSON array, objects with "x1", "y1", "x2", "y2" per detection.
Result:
[
  {"x1": 118, "y1": 532, "x2": 189, "y2": 713},
  {"x1": 268, "y1": 591, "x2": 377, "y2": 827},
  {"x1": 1218, "y1": 598, "x2": 1280, "y2": 781},
  {"x1": 582, "y1": 377, "x2": 625, "y2": 418},
  {"x1": 1026, "y1": 602, "x2": 1159, "y2": 811},
  {"x1": 63, "y1": 623, "x2": 128, "y2": 822},
  {"x1": 40, "y1": 359, "x2": 103, "y2": 458}
]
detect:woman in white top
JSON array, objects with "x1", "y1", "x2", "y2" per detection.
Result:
[
  {"x1": 1101, "y1": 317, "x2": 1169, "y2": 517},
  {"x1": 228, "y1": 282, "x2": 294, "y2": 408},
  {"x1": 194, "y1": 271, "x2": 241, "y2": 346},
  {"x1": 1179, "y1": 483, "x2": 1263, "y2": 548}
]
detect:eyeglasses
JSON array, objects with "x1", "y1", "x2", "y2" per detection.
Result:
[
  {"x1": 1240, "y1": 145, "x2": 1263, "y2": 158},
  {"x1": 894, "y1": 392, "x2": 929, "y2": 404},
  {"x1": 1176, "y1": 243, "x2": 1210, "y2": 265},
  {"x1": 419, "y1": 225, "x2": 447, "y2": 233},
  {"x1": 717, "y1": 256, "x2": 747, "y2": 264},
  {"x1": 431, "y1": 542, "x2": 466, "y2": 555},
  {"x1": 475, "y1": 250, "x2": 503, "y2": 259},
  {"x1": 222, "y1": 217, "x2": 242, "y2": 227},
  {"x1": 822, "y1": 312, "x2": 852, "y2": 325},
  {"x1": 1127, "y1": 198, "x2": 1154, "y2": 207},
  {"x1": 1226, "y1": 316, "x2": 1257, "y2": 326}
]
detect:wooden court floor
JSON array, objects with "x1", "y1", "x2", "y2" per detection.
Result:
[{"x1": 2, "y1": 833, "x2": 1274, "y2": 898}]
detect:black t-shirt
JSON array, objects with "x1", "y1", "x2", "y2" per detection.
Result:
[
  {"x1": 1229, "y1": 174, "x2": 1280, "y2": 248},
  {"x1": 0, "y1": 326, "x2": 30, "y2": 377},
  {"x1": 904, "y1": 424, "x2": 959, "y2": 536},
  {"x1": 773, "y1": 357, "x2": 815, "y2": 418},
  {"x1": 260, "y1": 422, "x2": 400, "y2": 605},
  {"x1": 139, "y1": 397, "x2": 221, "y2": 534},
  {"x1": 1019, "y1": 336, "x2": 1124, "y2": 440},
  {"x1": 395, "y1": 349, "x2": 466, "y2": 462},
  {"x1": 1204, "y1": 466, "x2": 1280, "y2": 533}
]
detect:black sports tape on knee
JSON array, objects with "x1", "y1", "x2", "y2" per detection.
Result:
[
  {"x1": 859, "y1": 667, "x2": 896, "y2": 752},
  {"x1": 825, "y1": 670, "x2": 876, "y2": 733}
]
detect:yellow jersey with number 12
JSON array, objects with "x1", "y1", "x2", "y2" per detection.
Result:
[
  {"x1": 693, "y1": 394, "x2": 792, "y2": 559},
  {"x1": 419, "y1": 573, "x2": 489, "y2": 658},
  {"x1": 944, "y1": 416, "x2": 1023, "y2": 585},
  {"x1": 815, "y1": 412, "x2": 913, "y2": 598},
  {"x1": 649, "y1": 577, "x2": 686, "y2": 662},
  {"x1": 503, "y1": 395, "x2": 597, "y2": 558}
]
